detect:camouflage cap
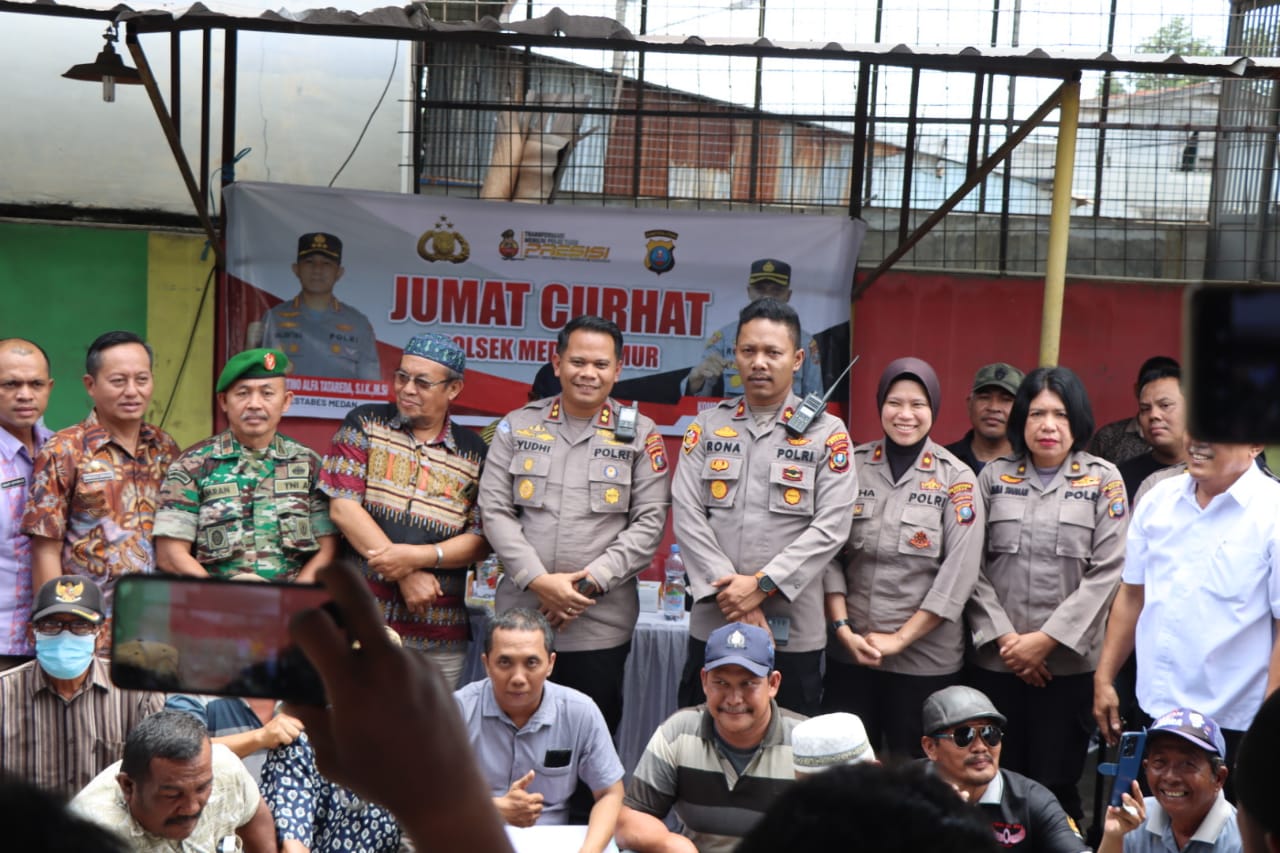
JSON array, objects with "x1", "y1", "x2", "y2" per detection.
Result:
[
  {"x1": 971, "y1": 362, "x2": 1025, "y2": 397},
  {"x1": 217, "y1": 348, "x2": 290, "y2": 393}
]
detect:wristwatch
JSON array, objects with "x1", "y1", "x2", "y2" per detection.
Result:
[
  {"x1": 830, "y1": 618, "x2": 852, "y2": 634},
  {"x1": 755, "y1": 571, "x2": 778, "y2": 597}
]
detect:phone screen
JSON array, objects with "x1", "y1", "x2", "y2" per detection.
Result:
[
  {"x1": 111, "y1": 575, "x2": 332, "y2": 704},
  {"x1": 1187, "y1": 283, "x2": 1280, "y2": 443}
]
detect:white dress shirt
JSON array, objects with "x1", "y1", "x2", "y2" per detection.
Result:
[{"x1": 1124, "y1": 465, "x2": 1280, "y2": 731}]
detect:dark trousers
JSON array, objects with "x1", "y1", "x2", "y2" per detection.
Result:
[
  {"x1": 966, "y1": 667, "x2": 1094, "y2": 820},
  {"x1": 678, "y1": 636, "x2": 823, "y2": 718},
  {"x1": 548, "y1": 642, "x2": 631, "y2": 735},
  {"x1": 822, "y1": 659, "x2": 960, "y2": 759}
]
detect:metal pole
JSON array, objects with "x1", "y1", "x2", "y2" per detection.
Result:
[
  {"x1": 1040, "y1": 77, "x2": 1080, "y2": 368},
  {"x1": 125, "y1": 30, "x2": 225, "y2": 267},
  {"x1": 854, "y1": 80, "x2": 1067, "y2": 301}
]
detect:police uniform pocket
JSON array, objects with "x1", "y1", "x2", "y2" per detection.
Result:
[
  {"x1": 701, "y1": 456, "x2": 743, "y2": 508},
  {"x1": 849, "y1": 498, "x2": 876, "y2": 549},
  {"x1": 1056, "y1": 500, "x2": 1096, "y2": 558},
  {"x1": 588, "y1": 457, "x2": 633, "y2": 513},
  {"x1": 508, "y1": 453, "x2": 552, "y2": 508},
  {"x1": 768, "y1": 461, "x2": 815, "y2": 515},
  {"x1": 898, "y1": 505, "x2": 943, "y2": 558},
  {"x1": 987, "y1": 499, "x2": 1025, "y2": 554}
]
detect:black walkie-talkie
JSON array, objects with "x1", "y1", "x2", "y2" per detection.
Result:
[{"x1": 785, "y1": 355, "x2": 860, "y2": 437}]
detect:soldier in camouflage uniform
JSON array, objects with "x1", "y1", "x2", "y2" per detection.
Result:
[{"x1": 154, "y1": 349, "x2": 337, "y2": 581}]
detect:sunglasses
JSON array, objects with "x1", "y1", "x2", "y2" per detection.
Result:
[{"x1": 934, "y1": 724, "x2": 1003, "y2": 748}]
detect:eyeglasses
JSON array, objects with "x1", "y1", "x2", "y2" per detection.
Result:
[
  {"x1": 393, "y1": 370, "x2": 453, "y2": 392},
  {"x1": 33, "y1": 620, "x2": 99, "y2": 636},
  {"x1": 935, "y1": 724, "x2": 1003, "y2": 748}
]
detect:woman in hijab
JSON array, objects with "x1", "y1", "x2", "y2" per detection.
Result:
[{"x1": 824, "y1": 357, "x2": 984, "y2": 758}]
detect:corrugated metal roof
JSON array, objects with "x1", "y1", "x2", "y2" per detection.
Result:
[{"x1": 3, "y1": 0, "x2": 1278, "y2": 79}]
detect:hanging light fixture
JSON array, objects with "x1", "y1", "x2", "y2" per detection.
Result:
[{"x1": 62, "y1": 24, "x2": 143, "y2": 102}]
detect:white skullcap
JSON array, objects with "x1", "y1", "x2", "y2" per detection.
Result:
[{"x1": 792, "y1": 712, "x2": 876, "y2": 772}]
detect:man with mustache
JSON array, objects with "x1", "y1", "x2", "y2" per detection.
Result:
[
  {"x1": 920, "y1": 686, "x2": 1089, "y2": 853},
  {"x1": 154, "y1": 348, "x2": 338, "y2": 582},
  {"x1": 480, "y1": 315, "x2": 670, "y2": 738},
  {"x1": 70, "y1": 710, "x2": 275, "y2": 852},
  {"x1": 1094, "y1": 435, "x2": 1280, "y2": 797},
  {"x1": 616, "y1": 622, "x2": 804, "y2": 853},
  {"x1": 945, "y1": 362, "x2": 1024, "y2": 476}
]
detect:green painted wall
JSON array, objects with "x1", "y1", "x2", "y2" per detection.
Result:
[
  {"x1": 0, "y1": 221, "x2": 212, "y2": 445},
  {"x1": 0, "y1": 221, "x2": 148, "y2": 430}
]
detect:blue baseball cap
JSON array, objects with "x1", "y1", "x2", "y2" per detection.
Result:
[
  {"x1": 1149, "y1": 708, "x2": 1226, "y2": 758},
  {"x1": 703, "y1": 622, "x2": 774, "y2": 676}
]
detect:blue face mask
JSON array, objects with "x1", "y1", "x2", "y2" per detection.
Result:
[{"x1": 35, "y1": 631, "x2": 97, "y2": 679}]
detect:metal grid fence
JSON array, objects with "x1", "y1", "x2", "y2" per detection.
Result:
[{"x1": 414, "y1": 0, "x2": 1280, "y2": 280}]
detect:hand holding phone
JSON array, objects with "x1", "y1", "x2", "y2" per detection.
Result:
[
  {"x1": 284, "y1": 561, "x2": 513, "y2": 853},
  {"x1": 1100, "y1": 730, "x2": 1148, "y2": 808}
]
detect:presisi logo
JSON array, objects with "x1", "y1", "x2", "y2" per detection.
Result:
[{"x1": 518, "y1": 230, "x2": 611, "y2": 262}]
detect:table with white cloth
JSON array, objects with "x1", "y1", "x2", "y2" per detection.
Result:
[{"x1": 463, "y1": 609, "x2": 689, "y2": 775}]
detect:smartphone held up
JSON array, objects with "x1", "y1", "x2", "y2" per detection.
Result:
[{"x1": 110, "y1": 575, "x2": 335, "y2": 705}]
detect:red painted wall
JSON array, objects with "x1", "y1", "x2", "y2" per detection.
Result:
[{"x1": 845, "y1": 270, "x2": 1186, "y2": 445}]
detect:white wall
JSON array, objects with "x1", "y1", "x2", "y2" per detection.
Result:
[{"x1": 0, "y1": 3, "x2": 410, "y2": 215}]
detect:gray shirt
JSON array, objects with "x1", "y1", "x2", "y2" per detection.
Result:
[
  {"x1": 831, "y1": 439, "x2": 983, "y2": 675},
  {"x1": 671, "y1": 395, "x2": 856, "y2": 652},
  {"x1": 261, "y1": 295, "x2": 381, "y2": 380},
  {"x1": 480, "y1": 397, "x2": 671, "y2": 652},
  {"x1": 454, "y1": 678, "x2": 624, "y2": 824},
  {"x1": 966, "y1": 452, "x2": 1128, "y2": 675}
]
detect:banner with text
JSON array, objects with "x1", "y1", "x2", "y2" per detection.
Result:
[{"x1": 223, "y1": 182, "x2": 864, "y2": 429}]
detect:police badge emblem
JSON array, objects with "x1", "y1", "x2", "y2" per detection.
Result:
[{"x1": 643, "y1": 229, "x2": 678, "y2": 275}]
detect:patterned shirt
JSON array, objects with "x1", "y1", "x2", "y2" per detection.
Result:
[
  {"x1": 262, "y1": 734, "x2": 401, "y2": 852},
  {"x1": 320, "y1": 403, "x2": 486, "y2": 650},
  {"x1": 0, "y1": 422, "x2": 53, "y2": 655},
  {"x1": 21, "y1": 410, "x2": 180, "y2": 609},
  {"x1": 261, "y1": 294, "x2": 381, "y2": 380},
  {"x1": 71, "y1": 743, "x2": 260, "y2": 851},
  {"x1": 0, "y1": 656, "x2": 164, "y2": 798},
  {"x1": 624, "y1": 702, "x2": 804, "y2": 853},
  {"x1": 154, "y1": 430, "x2": 335, "y2": 581}
]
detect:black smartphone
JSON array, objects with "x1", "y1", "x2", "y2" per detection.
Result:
[
  {"x1": 1186, "y1": 283, "x2": 1280, "y2": 443},
  {"x1": 1107, "y1": 730, "x2": 1148, "y2": 808},
  {"x1": 111, "y1": 575, "x2": 333, "y2": 705}
]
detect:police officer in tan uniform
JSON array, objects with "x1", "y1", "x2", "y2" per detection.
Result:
[
  {"x1": 480, "y1": 315, "x2": 670, "y2": 735},
  {"x1": 672, "y1": 298, "x2": 856, "y2": 717},
  {"x1": 966, "y1": 366, "x2": 1127, "y2": 822},
  {"x1": 825, "y1": 357, "x2": 983, "y2": 758}
]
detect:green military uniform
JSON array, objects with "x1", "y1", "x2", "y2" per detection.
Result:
[{"x1": 154, "y1": 431, "x2": 335, "y2": 581}]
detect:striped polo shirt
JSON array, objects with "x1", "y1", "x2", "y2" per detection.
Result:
[{"x1": 624, "y1": 701, "x2": 804, "y2": 853}]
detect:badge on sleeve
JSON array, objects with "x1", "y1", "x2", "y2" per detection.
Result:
[
  {"x1": 826, "y1": 432, "x2": 851, "y2": 473},
  {"x1": 949, "y1": 481, "x2": 976, "y2": 525},
  {"x1": 1103, "y1": 480, "x2": 1126, "y2": 517},
  {"x1": 644, "y1": 433, "x2": 668, "y2": 473},
  {"x1": 682, "y1": 423, "x2": 702, "y2": 454}
]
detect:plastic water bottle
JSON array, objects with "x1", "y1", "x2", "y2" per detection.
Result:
[{"x1": 663, "y1": 545, "x2": 686, "y2": 621}]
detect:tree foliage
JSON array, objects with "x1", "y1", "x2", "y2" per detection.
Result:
[{"x1": 1127, "y1": 17, "x2": 1216, "y2": 92}]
